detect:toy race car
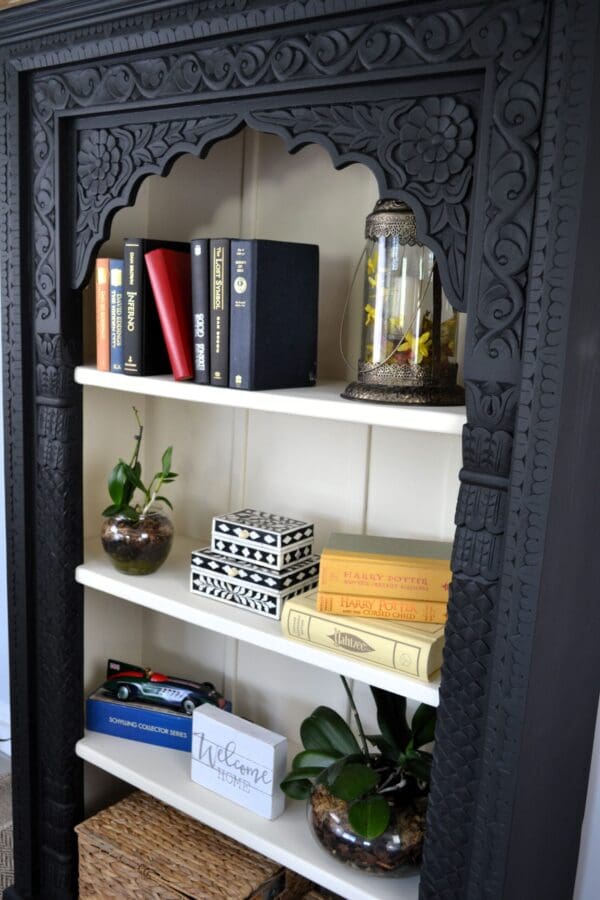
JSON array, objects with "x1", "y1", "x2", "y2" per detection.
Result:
[{"x1": 101, "y1": 659, "x2": 231, "y2": 715}]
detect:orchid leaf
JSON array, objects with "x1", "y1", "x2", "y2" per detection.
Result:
[
  {"x1": 300, "y1": 707, "x2": 361, "y2": 757},
  {"x1": 330, "y1": 763, "x2": 378, "y2": 802},
  {"x1": 348, "y1": 795, "x2": 390, "y2": 839},
  {"x1": 292, "y1": 749, "x2": 342, "y2": 771},
  {"x1": 280, "y1": 774, "x2": 313, "y2": 799},
  {"x1": 370, "y1": 686, "x2": 410, "y2": 753},
  {"x1": 410, "y1": 703, "x2": 437, "y2": 749}
]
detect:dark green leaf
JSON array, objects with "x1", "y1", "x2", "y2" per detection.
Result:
[
  {"x1": 108, "y1": 462, "x2": 127, "y2": 506},
  {"x1": 121, "y1": 505, "x2": 139, "y2": 522},
  {"x1": 370, "y1": 686, "x2": 410, "y2": 753},
  {"x1": 410, "y1": 703, "x2": 437, "y2": 749},
  {"x1": 119, "y1": 460, "x2": 146, "y2": 493},
  {"x1": 366, "y1": 734, "x2": 395, "y2": 756},
  {"x1": 155, "y1": 496, "x2": 173, "y2": 510},
  {"x1": 122, "y1": 460, "x2": 141, "y2": 505},
  {"x1": 102, "y1": 504, "x2": 121, "y2": 517},
  {"x1": 161, "y1": 446, "x2": 173, "y2": 477},
  {"x1": 318, "y1": 754, "x2": 361, "y2": 787},
  {"x1": 282, "y1": 767, "x2": 324, "y2": 779},
  {"x1": 401, "y1": 749, "x2": 433, "y2": 782},
  {"x1": 292, "y1": 749, "x2": 342, "y2": 771},
  {"x1": 348, "y1": 795, "x2": 390, "y2": 839},
  {"x1": 300, "y1": 707, "x2": 361, "y2": 756},
  {"x1": 330, "y1": 763, "x2": 379, "y2": 802},
  {"x1": 280, "y1": 775, "x2": 313, "y2": 799}
]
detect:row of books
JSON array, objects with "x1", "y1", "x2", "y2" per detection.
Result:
[
  {"x1": 95, "y1": 237, "x2": 319, "y2": 391},
  {"x1": 281, "y1": 533, "x2": 451, "y2": 682}
]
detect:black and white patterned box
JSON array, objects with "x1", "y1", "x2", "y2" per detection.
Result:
[
  {"x1": 190, "y1": 547, "x2": 320, "y2": 619},
  {"x1": 211, "y1": 509, "x2": 314, "y2": 571}
]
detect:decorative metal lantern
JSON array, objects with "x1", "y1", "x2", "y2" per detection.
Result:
[{"x1": 342, "y1": 200, "x2": 465, "y2": 405}]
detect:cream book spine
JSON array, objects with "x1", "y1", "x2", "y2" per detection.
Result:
[{"x1": 282, "y1": 593, "x2": 444, "y2": 681}]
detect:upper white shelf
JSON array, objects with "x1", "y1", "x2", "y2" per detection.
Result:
[
  {"x1": 76, "y1": 731, "x2": 420, "y2": 900},
  {"x1": 75, "y1": 366, "x2": 466, "y2": 435},
  {"x1": 76, "y1": 536, "x2": 440, "y2": 706}
]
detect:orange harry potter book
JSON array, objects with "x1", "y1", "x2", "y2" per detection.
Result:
[
  {"x1": 316, "y1": 590, "x2": 448, "y2": 624},
  {"x1": 95, "y1": 258, "x2": 110, "y2": 372},
  {"x1": 318, "y1": 533, "x2": 452, "y2": 604}
]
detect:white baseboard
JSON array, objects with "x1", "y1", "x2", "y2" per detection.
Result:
[{"x1": 0, "y1": 700, "x2": 11, "y2": 756}]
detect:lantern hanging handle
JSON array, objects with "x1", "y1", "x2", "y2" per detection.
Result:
[{"x1": 338, "y1": 248, "x2": 434, "y2": 375}]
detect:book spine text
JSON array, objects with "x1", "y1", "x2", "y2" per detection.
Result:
[
  {"x1": 229, "y1": 240, "x2": 253, "y2": 389},
  {"x1": 95, "y1": 258, "x2": 110, "y2": 372},
  {"x1": 210, "y1": 239, "x2": 230, "y2": 386},
  {"x1": 316, "y1": 591, "x2": 447, "y2": 623},
  {"x1": 191, "y1": 239, "x2": 210, "y2": 384},
  {"x1": 123, "y1": 240, "x2": 141, "y2": 375},
  {"x1": 109, "y1": 260, "x2": 124, "y2": 373},
  {"x1": 319, "y1": 554, "x2": 450, "y2": 603},
  {"x1": 282, "y1": 603, "x2": 430, "y2": 679}
]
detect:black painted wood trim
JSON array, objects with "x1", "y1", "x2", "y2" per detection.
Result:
[
  {"x1": 503, "y1": 9, "x2": 600, "y2": 898},
  {"x1": 0, "y1": 1, "x2": 598, "y2": 898}
]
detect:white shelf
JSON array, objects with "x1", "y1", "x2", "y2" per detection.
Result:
[
  {"x1": 76, "y1": 537, "x2": 440, "y2": 706},
  {"x1": 76, "y1": 731, "x2": 420, "y2": 900},
  {"x1": 75, "y1": 366, "x2": 465, "y2": 435}
]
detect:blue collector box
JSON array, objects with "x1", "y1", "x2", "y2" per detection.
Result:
[{"x1": 86, "y1": 690, "x2": 193, "y2": 752}]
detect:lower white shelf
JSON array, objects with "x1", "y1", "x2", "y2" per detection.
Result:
[
  {"x1": 76, "y1": 536, "x2": 440, "y2": 706},
  {"x1": 76, "y1": 732, "x2": 420, "y2": 900}
]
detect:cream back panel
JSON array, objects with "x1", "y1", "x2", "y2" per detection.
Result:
[{"x1": 84, "y1": 129, "x2": 461, "y2": 772}]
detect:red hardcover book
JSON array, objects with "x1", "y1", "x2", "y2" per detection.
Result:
[{"x1": 144, "y1": 248, "x2": 193, "y2": 381}]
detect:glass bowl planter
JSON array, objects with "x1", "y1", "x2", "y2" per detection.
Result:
[
  {"x1": 308, "y1": 783, "x2": 427, "y2": 877},
  {"x1": 100, "y1": 510, "x2": 174, "y2": 575}
]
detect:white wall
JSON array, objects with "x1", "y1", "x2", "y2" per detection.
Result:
[
  {"x1": 0, "y1": 315, "x2": 9, "y2": 751},
  {"x1": 575, "y1": 700, "x2": 600, "y2": 899}
]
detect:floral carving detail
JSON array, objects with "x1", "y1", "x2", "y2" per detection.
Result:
[
  {"x1": 78, "y1": 130, "x2": 121, "y2": 198},
  {"x1": 398, "y1": 97, "x2": 474, "y2": 184}
]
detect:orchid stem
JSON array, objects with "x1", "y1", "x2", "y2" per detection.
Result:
[{"x1": 340, "y1": 675, "x2": 369, "y2": 758}]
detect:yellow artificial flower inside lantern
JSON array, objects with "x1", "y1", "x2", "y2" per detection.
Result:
[{"x1": 342, "y1": 199, "x2": 464, "y2": 406}]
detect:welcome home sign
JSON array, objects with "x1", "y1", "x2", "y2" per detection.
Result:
[{"x1": 191, "y1": 705, "x2": 288, "y2": 819}]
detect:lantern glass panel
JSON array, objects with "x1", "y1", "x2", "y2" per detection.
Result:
[{"x1": 362, "y1": 235, "x2": 458, "y2": 376}]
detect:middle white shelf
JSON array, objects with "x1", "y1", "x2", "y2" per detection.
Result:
[{"x1": 77, "y1": 536, "x2": 440, "y2": 706}]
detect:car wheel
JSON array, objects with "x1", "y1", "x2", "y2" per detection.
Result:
[
  {"x1": 116, "y1": 685, "x2": 131, "y2": 701},
  {"x1": 182, "y1": 698, "x2": 196, "y2": 716}
]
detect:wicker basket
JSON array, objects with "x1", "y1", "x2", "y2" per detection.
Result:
[{"x1": 76, "y1": 790, "x2": 310, "y2": 899}]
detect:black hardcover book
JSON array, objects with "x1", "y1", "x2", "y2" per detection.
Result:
[
  {"x1": 123, "y1": 237, "x2": 189, "y2": 376},
  {"x1": 229, "y1": 239, "x2": 319, "y2": 390},
  {"x1": 190, "y1": 238, "x2": 210, "y2": 384},
  {"x1": 210, "y1": 238, "x2": 230, "y2": 386}
]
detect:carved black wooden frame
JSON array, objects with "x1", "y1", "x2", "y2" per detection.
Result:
[{"x1": 1, "y1": 1, "x2": 599, "y2": 899}]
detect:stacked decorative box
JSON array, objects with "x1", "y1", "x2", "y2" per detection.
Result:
[{"x1": 190, "y1": 509, "x2": 319, "y2": 619}]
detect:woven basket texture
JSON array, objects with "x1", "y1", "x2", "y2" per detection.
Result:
[{"x1": 76, "y1": 791, "x2": 309, "y2": 899}]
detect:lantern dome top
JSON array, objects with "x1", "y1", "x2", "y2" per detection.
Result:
[{"x1": 365, "y1": 199, "x2": 419, "y2": 244}]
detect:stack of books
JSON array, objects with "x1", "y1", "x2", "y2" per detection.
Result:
[
  {"x1": 94, "y1": 237, "x2": 319, "y2": 391},
  {"x1": 281, "y1": 533, "x2": 452, "y2": 682},
  {"x1": 190, "y1": 509, "x2": 320, "y2": 620}
]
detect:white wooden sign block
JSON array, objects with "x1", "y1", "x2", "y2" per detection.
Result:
[{"x1": 191, "y1": 705, "x2": 288, "y2": 820}]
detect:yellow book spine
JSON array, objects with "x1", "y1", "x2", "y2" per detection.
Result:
[
  {"x1": 319, "y1": 550, "x2": 450, "y2": 603},
  {"x1": 316, "y1": 591, "x2": 447, "y2": 624},
  {"x1": 282, "y1": 601, "x2": 442, "y2": 681}
]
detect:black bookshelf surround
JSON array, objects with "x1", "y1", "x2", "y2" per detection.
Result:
[{"x1": 1, "y1": 1, "x2": 600, "y2": 899}]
